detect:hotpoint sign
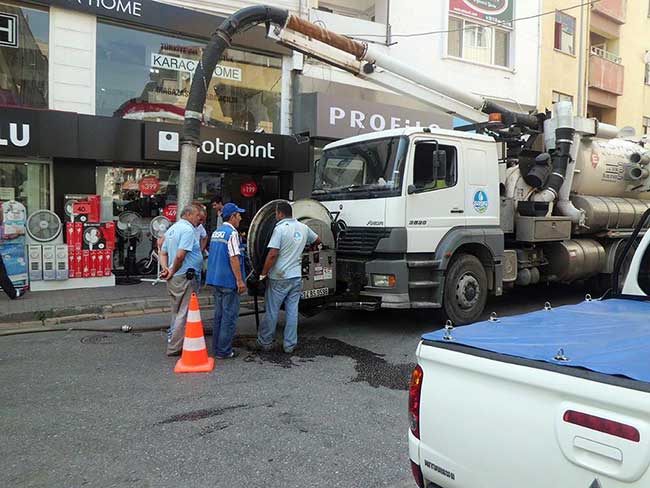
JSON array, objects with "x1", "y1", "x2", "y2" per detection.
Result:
[{"x1": 144, "y1": 123, "x2": 288, "y2": 169}]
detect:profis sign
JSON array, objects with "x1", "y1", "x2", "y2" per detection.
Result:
[{"x1": 449, "y1": 0, "x2": 513, "y2": 27}]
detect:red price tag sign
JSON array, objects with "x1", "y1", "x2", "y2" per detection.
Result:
[
  {"x1": 162, "y1": 203, "x2": 177, "y2": 221},
  {"x1": 240, "y1": 181, "x2": 258, "y2": 198},
  {"x1": 139, "y1": 176, "x2": 160, "y2": 196}
]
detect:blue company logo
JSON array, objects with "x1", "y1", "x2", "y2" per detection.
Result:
[
  {"x1": 293, "y1": 231, "x2": 303, "y2": 242},
  {"x1": 473, "y1": 190, "x2": 489, "y2": 214}
]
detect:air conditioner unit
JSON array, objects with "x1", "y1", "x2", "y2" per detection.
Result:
[
  {"x1": 28, "y1": 245, "x2": 43, "y2": 282},
  {"x1": 42, "y1": 244, "x2": 56, "y2": 281},
  {"x1": 55, "y1": 245, "x2": 69, "y2": 281}
]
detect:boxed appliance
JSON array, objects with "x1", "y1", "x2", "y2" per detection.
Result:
[
  {"x1": 42, "y1": 244, "x2": 57, "y2": 281},
  {"x1": 28, "y1": 245, "x2": 43, "y2": 282},
  {"x1": 103, "y1": 250, "x2": 112, "y2": 276},
  {"x1": 72, "y1": 195, "x2": 101, "y2": 223},
  {"x1": 55, "y1": 245, "x2": 69, "y2": 281},
  {"x1": 82, "y1": 250, "x2": 90, "y2": 278}
]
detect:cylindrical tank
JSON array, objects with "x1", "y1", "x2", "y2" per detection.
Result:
[
  {"x1": 573, "y1": 138, "x2": 650, "y2": 199},
  {"x1": 543, "y1": 239, "x2": 606, "y2": 282},
  {"x1": 571, "y1": 195, "x2": 650, "y2": 232}
]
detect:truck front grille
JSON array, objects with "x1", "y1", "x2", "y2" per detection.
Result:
[{"x1": 336, "y1": 227, "x2": 392, "y2": 256}]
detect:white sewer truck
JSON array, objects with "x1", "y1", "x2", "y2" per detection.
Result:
[{"x1": 181, "y1": 7, "x2": 650, "y2": 324}]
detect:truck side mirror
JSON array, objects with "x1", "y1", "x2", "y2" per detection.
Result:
[{"x1": 407, "y1": 184, "x2": 417, "y2": 195}]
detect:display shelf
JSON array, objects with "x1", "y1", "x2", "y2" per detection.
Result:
[{"x1": 30, "y1": 275, "x2": 116, "y2": 292}]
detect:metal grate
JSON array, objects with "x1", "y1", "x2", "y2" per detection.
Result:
[{"x1": 336, "y1": 227, "x2": 392, "y2": 256}]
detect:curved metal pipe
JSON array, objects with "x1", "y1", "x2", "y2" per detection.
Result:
[{"x1": 178, "y1": 6, "x2": 290, "y2": 218}]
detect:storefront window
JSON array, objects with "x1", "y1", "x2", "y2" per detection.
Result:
[
  {"x1": 96, "y1": 167, "x2": 223, "y2": 218},
  {"x1": 0, "y1": 1, "x2": 48, "y2": 108},
  {"x1": 0, "y1": 161, "x2": 50, "y2": 213},
  {"x1": 96, "y1": 22, "x2": 282, "y2": 132}
]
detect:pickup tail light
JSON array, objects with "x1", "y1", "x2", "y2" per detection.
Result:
[
  {"x1": 410, "y1": 460, "x2": 424, "y2": 488},
  {"x1": 563, "y1": 410, "x2": 640, "y2": 442},
  {"x1": 409, "y1": 365, "x2": 424, "y2": 439}
]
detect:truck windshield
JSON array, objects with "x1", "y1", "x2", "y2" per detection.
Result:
[{"x1": 313, "y1": 136, "x2": 408, "y2": 199}]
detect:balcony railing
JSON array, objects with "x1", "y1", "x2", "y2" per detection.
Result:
[
  {"x1": 589, "y1": 50, "x2": 624, "y2": 96},
  {"x1": 590, "y1": 46, "x2": 622, "y2": 65}
]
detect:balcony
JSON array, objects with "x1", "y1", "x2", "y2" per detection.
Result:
[
  {"x1": 592, "y1": 0, "x2": 626, "y2": 24},
  {"x1": 588, "y1": 47, "x2": 624, "y2": 108}
]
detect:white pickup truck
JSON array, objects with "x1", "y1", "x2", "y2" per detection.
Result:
[{"x1": 408, "y1": 212, "x2": 650, "y2": 488}]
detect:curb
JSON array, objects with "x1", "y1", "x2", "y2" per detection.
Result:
[{"x1": 0, "y1": 297, "x2": 260, "y2": 330}]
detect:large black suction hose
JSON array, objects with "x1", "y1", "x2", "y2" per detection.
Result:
[
  {"x1": 544, "y1": 126, "x2": 575, "y2": 198},
  {"x1": 177, "y1": 6, "x2": 289, "y2": 218}
]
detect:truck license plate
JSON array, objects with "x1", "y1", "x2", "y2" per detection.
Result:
[{"x1": 301, "y1": 287, "x2": 329, "y2": 299}]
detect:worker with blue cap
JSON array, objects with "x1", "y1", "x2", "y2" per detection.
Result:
[{"x1": 206, "y1": 202, "x2": 247, "y2": 359}]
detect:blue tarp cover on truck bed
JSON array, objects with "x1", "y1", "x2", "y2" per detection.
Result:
[{"x1": 422, "y1": 299, "x2": 650, "y2": 382}]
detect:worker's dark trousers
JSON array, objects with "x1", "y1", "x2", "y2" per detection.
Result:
[{"x1": 0, "y1": 253, "x2": 19, "y2": 299}]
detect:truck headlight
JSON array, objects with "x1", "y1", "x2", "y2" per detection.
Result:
[{"x1": 371, "y1": 274, "x2": 396, "y2": 288}]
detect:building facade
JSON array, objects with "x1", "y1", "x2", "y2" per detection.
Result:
[
  {"x1": 0, "y1": 0, "x2": 309, "y2": 235},
  {"x1": 540, "y1": 0, "x2": 650, "y2": 134},
  {"x1": 286, "y1": 0, "x2": 541, "y2": 195}
]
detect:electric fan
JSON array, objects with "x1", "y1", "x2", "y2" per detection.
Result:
[
  {"x1": 26, "y1": 210, "x2": 63, "y2": 244},
  {"x1": 140, "y1": 216, "x2": 171, "y2": 284},
  {"x1": 116, "y1": 211, "x2": 142, "y2": 285}
]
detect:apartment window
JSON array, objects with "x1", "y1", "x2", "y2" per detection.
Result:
[
  {"x1": 0, "y1": 1, "x2": 49, "y2": 108},
  {"x1": 555, "y1": 11, "x2": 576, "y2": 55},
  {"x1": 448, "y1": 16, "x2": 511, "y2": 68},
  {"x1": 643, "y1": 117, "x2": 650, "y2": 135},
  {"x1": 552, "y1": 91, "x2": 574, "y2": 104}
]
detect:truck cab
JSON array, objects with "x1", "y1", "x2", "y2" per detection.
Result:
[{"x1": 312, "y1": 127, "x2": 503, "y2": 324}]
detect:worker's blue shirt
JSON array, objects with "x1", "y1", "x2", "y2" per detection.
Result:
[
  {"x1": 268, "y1": 218, "x2": 318, "y2": 280},
  {"x1": 162, "y1": 219, "x2": 203, "y2": 277}
]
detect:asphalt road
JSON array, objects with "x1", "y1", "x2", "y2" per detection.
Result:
[{"x1": 1, "y1": 284, "x2": 586, "y2": 488}]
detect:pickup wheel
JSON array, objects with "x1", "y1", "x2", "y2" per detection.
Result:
[{"x1": 442, "y1": 254, "x2": 488, "y2": 325}]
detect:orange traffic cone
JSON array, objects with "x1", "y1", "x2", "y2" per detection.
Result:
[{"x1": 174, "y1": 293, "x2": 214, "y2": 373}]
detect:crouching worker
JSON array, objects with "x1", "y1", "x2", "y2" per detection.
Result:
[{"x1": 206, "y1": 203, "x2": 247, "y2": 359}]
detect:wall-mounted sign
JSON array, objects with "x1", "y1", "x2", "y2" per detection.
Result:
[
  {"x1": 0, "y1": 122, "x2": 30, "y2": 149},
  {"x1": 151, "y1": 53, "x2": 242, "y2": 82},
  {"x1": 240, "y1": 181, "x2": 258, "y2": 198},
  {"x1": 296, "y1": 93, "x2": 453, "y2": 140},
  {"x1": 449, "y1": 0, "x2": 513, "y2": 27},
  {"x1": 145, "y1": 124, "x2": 290, "y2": 169},
  {"x1": 139, "y1": 176, "x2": 160, "y2": 195},
  {"x1": 0, "y1": 12, "x2": 18, "y2": 48},
  {"x1": 64, "y1": 0, "x2": 142, "y2": 18}
]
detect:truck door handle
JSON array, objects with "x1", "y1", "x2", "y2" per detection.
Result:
[{"x1": 450, "y1": 209, "x2": 464, "y2": 214}]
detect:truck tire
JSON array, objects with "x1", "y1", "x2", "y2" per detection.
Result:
[{"x1": 442, "y1": 254, "x2": 488, "y2": 325}]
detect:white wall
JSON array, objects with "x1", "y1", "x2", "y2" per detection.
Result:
[
  {"x1": 387, "y1": 1, "x2": 541, "y2": 111},
  {"x1": 156, "y1": 0, "x2": 302, "y2": 16},
  {"x1": 48, "y1": 8, "x2": 96, "y2": 115}
]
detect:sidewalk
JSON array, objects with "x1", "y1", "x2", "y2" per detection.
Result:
[{"x1": 0, "y1": 281, "x2": 256, "y2": 328}]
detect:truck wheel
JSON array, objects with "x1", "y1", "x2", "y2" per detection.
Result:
[{"x1": 442, "y1": 254, "x2": 488, "y2": 325}]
